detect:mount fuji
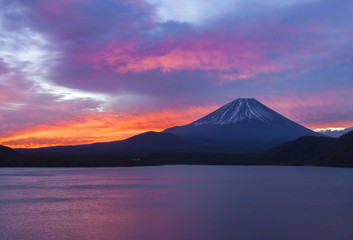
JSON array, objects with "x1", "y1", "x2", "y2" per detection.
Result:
[{"x1": 164, "y1": 98, "x2": 324, "y2": 152}]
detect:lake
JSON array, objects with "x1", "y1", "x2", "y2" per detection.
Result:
[{"x1": 1, "y1": 166, "x2": 353, "y2": 240}]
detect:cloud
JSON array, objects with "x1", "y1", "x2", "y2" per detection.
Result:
[
  {"x1": 260, "y1": 90, "x2": 353, "y2": 128},
  {"x1": 147, "y1": 0, "x2": 321, "y2": 25}
]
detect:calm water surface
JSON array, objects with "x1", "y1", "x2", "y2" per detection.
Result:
[{"x1": 1, "y1": 166, "x2": 353, "y2": 240}]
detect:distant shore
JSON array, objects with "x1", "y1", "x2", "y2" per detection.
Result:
[{"x1": 1, "y1": 152, "x2": 352, "y2": 168}]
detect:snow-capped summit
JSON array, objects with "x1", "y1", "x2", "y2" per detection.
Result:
[
  {"x1": 163, "y1": 98, "x2": 324, "y2": 152},
  {"x1": 192, "y1": 98, "x2": 282, "y2": 126}
]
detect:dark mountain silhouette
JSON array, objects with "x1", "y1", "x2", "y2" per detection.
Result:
[
  {"x1": 0, "y1": 144, "x2": 21, "y2": 166},
  {"x1": 11, "y1": 130, "x2": 353, "y2": 168},
  {"x1": 12, "y1": 98, "x2": 353, "y2": 168},
  {"x1": 0, "y1": 145, "x2": 19, "y2": 157},
  {"x1": 164, "y1": 98, "x2": 323, "y2": 152},
  {"x1": 264, "y1": 130, "x2": 353, "y2": 167},
  {"x1": 19, "y1": 131, "x2": 188, "y2": 156},
  {"x1": 0, "y1": 144, "x2": 17, "y2": 154}
]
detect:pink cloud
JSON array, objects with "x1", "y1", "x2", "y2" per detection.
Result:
[
  {"x1": 260, "y1": 90, "x2": 353, "y2": 128},
  {"x1": 37, "y1": 0, "x2": 87, "y2": 18},
  {"x1": 87, "y1": 32, "x2": 278, "y2": 81}
]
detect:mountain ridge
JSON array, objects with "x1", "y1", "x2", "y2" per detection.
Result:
[
  {"x1": 264, "y1": 130, "x2": 353, "y2": 167},
  {"x1": 0, "y1": 145, "x2": 19, "y2": 157}
]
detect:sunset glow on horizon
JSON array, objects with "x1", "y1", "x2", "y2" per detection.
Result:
[
  {"x1": 1, "y1": 0, "x2": 353, "y2": 148},
  {"x1": 0, "y1": 105, "x2": 218, "y2": 148}
]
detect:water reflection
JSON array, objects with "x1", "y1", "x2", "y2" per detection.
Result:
[{"x1": 1, "y1": 166, "x2": 353, "y2": 240}]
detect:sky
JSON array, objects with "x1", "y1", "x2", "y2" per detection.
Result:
[{"x1": 0, "y1": 0, "x2": 352, "y2": 148}]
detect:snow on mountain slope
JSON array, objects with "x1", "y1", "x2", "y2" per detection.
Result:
[{"x1": 192, "y1": 98, "x2": 290, "y2": 126}]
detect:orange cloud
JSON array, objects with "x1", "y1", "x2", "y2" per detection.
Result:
[{"x1": 0, "y1": 105, "x2": 217, "y2": 148}]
